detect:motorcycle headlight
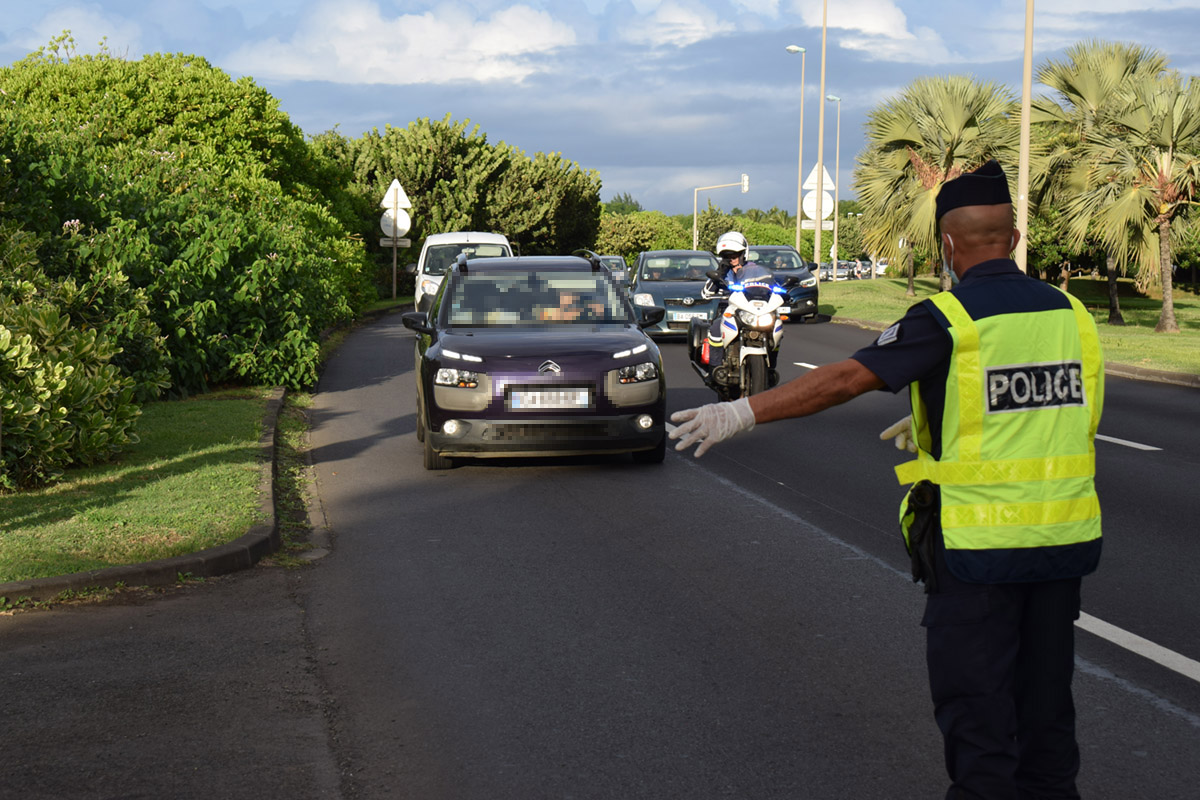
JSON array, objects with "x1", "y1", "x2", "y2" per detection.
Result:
[
  {"x1": 617, "y1": 361, "x2": 659, "y2": 384},
  {"x1": 435, "y1": 368, "x2": 481, "y2": 389},
  {"x1": 633, "y1": 293, "x2": 654, "y2": 307},
  {"x1": 738, "y1": 309, "x2": 776, "y2": 328}
]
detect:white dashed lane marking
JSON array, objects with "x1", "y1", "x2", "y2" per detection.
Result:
[
  {"x1": 1095, "y1": 433, "x2": 1161, "y2": 451},
  {"x1": 663, "y1": 420, "x2": 1196, "y2": 685}
]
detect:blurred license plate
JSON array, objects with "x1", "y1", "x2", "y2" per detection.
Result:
[
  {"x1": 669, "y1": 311, "x2": 709, "y2": 321},
  {"x1": 510, "y1": 389, "x2": 590, "y2": 410}
]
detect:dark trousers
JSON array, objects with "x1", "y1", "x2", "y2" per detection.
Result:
[{"x1": 923, "y1": 539, "x2": 1082, "y2": 800}]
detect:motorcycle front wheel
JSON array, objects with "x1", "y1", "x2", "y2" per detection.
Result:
[{"x1": 744, "y1": 354, "x2": 768, "y2": 396}]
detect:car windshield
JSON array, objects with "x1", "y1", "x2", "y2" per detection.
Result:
[
  {"x1": 445, "y1": 270, "x2": 632, "y2": 327},
  {"x1": 748, "y1": 250, "x2": 806, "y2": 271},
  {"x1": 422, "y1": 242, "x2": 509, "y2": 276},
  {"x1": 639, "y1": 255, "x2": 717, "y2": 281}
]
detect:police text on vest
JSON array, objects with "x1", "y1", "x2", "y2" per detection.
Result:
[{"x1": 986, "y1": 362, "x2": 1086, "y2": 413}]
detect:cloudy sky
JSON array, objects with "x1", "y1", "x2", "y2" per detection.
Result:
[{"x1": 4, "y1": 1, "x2": 1200, "y2": 217}]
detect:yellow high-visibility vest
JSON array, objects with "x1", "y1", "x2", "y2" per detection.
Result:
[{"x1": 895, "y1": 289, "x2": 1104, "y2": 583}]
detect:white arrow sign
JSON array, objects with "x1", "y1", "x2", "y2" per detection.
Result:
[
  {"x1": 380, "y1": 178, "x2": 412, "y2": 210},
  {"x1": 802, "y1": 164, "x2": 837, "y2": 192}
]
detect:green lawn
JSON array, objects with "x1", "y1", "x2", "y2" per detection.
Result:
[
  {"x1": 819, "y1": 276, "x2": 1200, "y2": 375},
  {"x1": 0, "y1": 389, "x2": 269, "y2": 584}
]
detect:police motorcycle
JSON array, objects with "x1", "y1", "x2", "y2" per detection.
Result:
[{"x1": 687, "y1": 262, "x2": 789, "y2": 401}]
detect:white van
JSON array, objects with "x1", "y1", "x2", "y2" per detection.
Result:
[{"x1": 410, "y1": 232, "x2": 513, "y2": 312}]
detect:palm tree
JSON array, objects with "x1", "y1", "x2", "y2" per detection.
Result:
[
  {"x1": 1034, "y1": 40, "x2": 1169, "y2": 325},
  {"x1": 854, "y1": 75, "x2": 1019, "y2": 296},
  {"x1": 1062, "y1": 70, "x2": 1200, "y2": 332}
]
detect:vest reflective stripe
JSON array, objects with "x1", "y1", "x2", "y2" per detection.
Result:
[
  {"x1": 895, "y1": 452, "x2": 1095, "y2": 486},
  {"x1": 941, "y1": 494, "x2": 1100, "y2": 530},
  {"x1": 894, "y1": 287, "x2": 1103, "y2": 579}
]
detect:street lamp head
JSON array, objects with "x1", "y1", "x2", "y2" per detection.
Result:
[
  {"x1": 826, "y1": 94, "x2": 840, "y2": 102},
  {"x1": 785, "y1": 45, "x2": 805, "y2": 54}
]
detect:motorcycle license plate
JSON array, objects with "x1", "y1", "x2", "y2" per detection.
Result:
[
  {"x1": 509, "y1": 389, "x2": 591, "y2": 410},
  {"x1": 669, "y1": 311, "x2": 709, "y2": 321}
]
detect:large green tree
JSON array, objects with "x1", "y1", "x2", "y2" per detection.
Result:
[
  {"x1": 1058, "y1": 69, "x2": 1200, "y2": 332},
  {"x1": 853, "y1": 75, "x2": 1020, "y2": 295},
  {"x1": 344, "y1": 115, "x2": 601, "y2": 259},
  {"x1": 1034, "y1": 40, "x2": 1169, "y2": 324}
]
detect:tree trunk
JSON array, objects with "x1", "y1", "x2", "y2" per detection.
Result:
[
  {"x1": 1059, "y1": 261, "x2": 1070, "y2": 292},
  {"x1": 905, "y1": 248, "x2": 915, "y2": 297},
  {"x1": 1105, "y1": 254, "x2": 1125, "y2": 325},
  {"x1": 1154, "y1": 217, "x2": 1180, "y2": 333}
]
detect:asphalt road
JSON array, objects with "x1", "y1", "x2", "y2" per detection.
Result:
[
  {"x1": 2, "y1": 312, "x2": 1198, "y2": 799},
  {"x1": 303, "y1": 313, "x2": 1200, "y2": 798}
]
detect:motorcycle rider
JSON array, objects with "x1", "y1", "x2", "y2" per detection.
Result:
[{"x1": 701, "y1": 231, "x2": 780, "y2": 385}]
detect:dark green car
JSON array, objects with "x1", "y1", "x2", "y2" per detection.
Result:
[{"x1": 629, "y1": 250, "x2": 722, "y2": 338}]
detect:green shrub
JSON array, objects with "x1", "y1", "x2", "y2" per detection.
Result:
[{"x1": 0, "y1": 296, "x2": 139, "y2": 490}]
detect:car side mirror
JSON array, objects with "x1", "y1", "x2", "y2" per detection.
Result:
[
  {"x1": 405, "y1": 263, "x2": 417, "y2": 274},
  {"x1": 637, "y1": 305, "x2": 666, "y2": 328},
  {"x1": 401, "y1": 311, "x2": 434, "y2": 335}
]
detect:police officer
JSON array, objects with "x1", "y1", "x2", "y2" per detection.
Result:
[
  {"x1": 670, "y1": 160, "x2": 1103, "y2": 799},
  {"x1": 702, "y1": 231, "x2": 780, "y2": 383}
]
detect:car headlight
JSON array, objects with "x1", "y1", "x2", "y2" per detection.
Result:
[
  {"x1": 435, "y1": 368, "x2": 481, "y2": 388},
  {"x1": 419, "y1": 279, "x2": 440, "y2": 296},
  {"x1": 617, "y1": 362, "x2": 659, "y2": 384},
  {"x1": 633, "y1": 293, "x2": 654, "y2": 307},
  {"x1": 800, "y1": 276, "x2": 817, "y2": 288}
]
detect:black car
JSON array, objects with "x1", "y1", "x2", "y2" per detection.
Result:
[
  {"x1": 746, "y1": 245, "x2": 820, "y2": 321},
  {"x1": 402, "y1": 255, "x2": 667, "y2": 469}
]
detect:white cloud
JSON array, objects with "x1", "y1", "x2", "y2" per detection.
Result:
[
  {"x1": 13, "y1": 5, "x2": 143, "y2": 57},
  {"x1": 731, "y1": 0, "x2": 782, "y2": 16},
  {"x1": 791, "y1": 0, "x2": 913, "y2": 39},
  {"x1": 226, "y1": 0, "x2": 576, "y2": 85},
  {"x1": 621, "y1": 1, "x2": 735, "y2": 48}
]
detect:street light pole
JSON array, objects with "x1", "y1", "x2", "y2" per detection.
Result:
[
  {"x1": 1015, "y1": 0, "x2": 1035, "y2": 273},
  {"x1": 828, "y1": 94, "x2": 841, "y2": 269},
  {"x1": 692, "y1": 175, "x2": 750, "y2": 250},
  {"x1": 786, "y1": 45, "x2": 806, "y2": 253},
  {"x1": 813, "y1": 0, "x2": 829, "y2": 270}
]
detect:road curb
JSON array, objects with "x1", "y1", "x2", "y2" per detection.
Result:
[
  {"x1": 830, "y1": 316, "x2": 1200, "y2": 390},
  {"x1": 0, "y1": 387, "x2": 287, "y2": 604}
]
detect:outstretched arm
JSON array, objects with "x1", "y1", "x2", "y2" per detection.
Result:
[
  {"x1": 670, "y1": 358, "x2": 885, "y2": 456},
  {"x1": 749, "y1": 357, "x2": 884, "y2": 422}
]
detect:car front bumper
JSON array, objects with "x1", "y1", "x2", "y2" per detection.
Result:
[{"x1": 428, "y1": 412, "x2": 665, "y2": 458}]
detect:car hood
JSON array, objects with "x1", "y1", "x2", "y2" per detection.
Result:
[
  {"x1": 634, "y1": 280, "x2": 710, "y2": 295},
  {"x1": 435, "y1": 327, "x2": 654, "y2": 366}
]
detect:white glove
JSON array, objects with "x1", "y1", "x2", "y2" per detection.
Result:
[
  {"x1": 669, "y1": 397, "x2": 756, "y2": 457},
  {"x1": 880, "y1": 416, "x2": 918, "y2": 453}
]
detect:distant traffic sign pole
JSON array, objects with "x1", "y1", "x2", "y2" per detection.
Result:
[
  {"x1": 692, "y1": 174, "x2": 749, "y2": 250},
  {"x1": 379, "y1": 179, "x2": 413, "y2": 299}
]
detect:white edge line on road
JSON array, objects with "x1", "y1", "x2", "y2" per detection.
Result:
[
  {"x1": 1076, "y1": 613, "x2": 1200, "y2": 683},
  {"x1": 666, "y1": 420, "x2": 1198, "y2": 687},
  {"x1": 793, "y1": 362, "x2": 819, "y2": 369},
  {"x1": 1096, "y1": 433, "x2": 1161, "y2": 451}
]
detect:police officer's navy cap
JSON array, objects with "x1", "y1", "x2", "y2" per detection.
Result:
[{"x1": 935, "y1": 160, "x2": 1012, "y2": 221}]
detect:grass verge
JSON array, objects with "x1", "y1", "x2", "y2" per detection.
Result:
[
  {"x1": 819, "y1": 276, "x2": 1200, "y2": 375},
  {"x1": 0, "y1": 389, "x2": 270, "y2": 584}
]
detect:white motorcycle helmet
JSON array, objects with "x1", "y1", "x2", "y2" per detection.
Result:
[{"x1": 715, "y1": 231, "x2": 748, "y2": 259}]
